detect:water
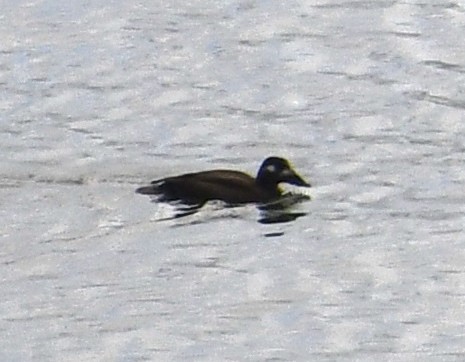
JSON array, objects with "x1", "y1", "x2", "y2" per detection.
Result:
[{"x1": 2, "y1": 0, "x2": 465, "y2": 360}]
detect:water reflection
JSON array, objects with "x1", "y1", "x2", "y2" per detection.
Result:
[
  {"x1": 149, "y1": 192, "x2": 311, "y2": 225},
  {"x1": 258, "y1": 193, "x2": 310, "y2": 224}
]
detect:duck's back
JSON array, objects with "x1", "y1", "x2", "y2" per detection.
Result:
[{"x1": 138, "y1": 170, "x2": 280, "y2": 204}]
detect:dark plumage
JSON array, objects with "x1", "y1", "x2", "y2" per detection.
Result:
[{"x1": 136, "y1": 156, "x2": 310, "y2": 207}]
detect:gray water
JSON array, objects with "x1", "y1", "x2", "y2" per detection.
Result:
[{"x1": 2, "y1": 0, "x2": 465, "y2": 360}]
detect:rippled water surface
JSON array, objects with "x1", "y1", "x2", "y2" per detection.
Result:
[{"x1": 2, "y1": 0, "x2": 465, "y2": 360}]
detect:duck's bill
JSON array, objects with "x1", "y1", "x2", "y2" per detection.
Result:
[{"x1": 288, "y1": 172, "x2": 311, "y2": 187}]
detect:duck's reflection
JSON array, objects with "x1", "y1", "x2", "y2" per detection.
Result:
[
  {"x1": 257, "y1": 193, "x2": 310, "y2": 224},
  {"x1": 162, "y1": 192, "x2": 310, "y2": 225}
]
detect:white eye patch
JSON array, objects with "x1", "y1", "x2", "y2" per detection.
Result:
[{"x1": 265, "y1": 164, "x2": 277, "y2": 173}]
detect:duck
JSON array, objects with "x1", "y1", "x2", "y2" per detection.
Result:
[{"x1": 136, "y1": 157, "x2": 310, "y2": 208}]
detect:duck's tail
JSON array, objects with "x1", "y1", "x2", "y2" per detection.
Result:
[{"x1": 135, "y1": 179, "x2": 164, "y2": 195}]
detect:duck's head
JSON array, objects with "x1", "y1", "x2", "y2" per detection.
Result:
[{"x1": 256, "y1": 157, "x2": 311, "y2": 187}]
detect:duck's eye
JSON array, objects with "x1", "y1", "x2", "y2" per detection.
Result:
[{"x1": 265, "y1": 164, "x2": 277, "y2": 173}]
